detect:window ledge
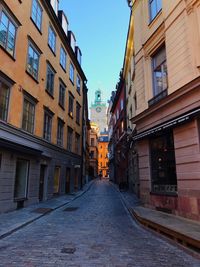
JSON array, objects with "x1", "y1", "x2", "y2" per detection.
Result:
[
  {"x1": 45, "y1": 89, "x2": 54, "y2": 99},
  {"x1": 148, "y1": 88, "x2": 168, "y2": 107},
  {"x1": 150, "y1": 191, "x2": 178, "y2": 197},
  {"x1": 59, "y1": 103, "x2": 65, "y2": 110},
  {"x1": 0, "y1": 45, "x2": 16, "y2": 61},
  {"x1": 30, "y1": 17, "x2": 42, "y2": 35},
  {"x1": 25, "y1": 70, "x2": 39, "y2": 84},
  {"x1": 68, "y1": 113, "x2": 73, "y2": 119},
  {"x1": 48, "y1": 44, "x2": 56, "y2": 57},
  {"x1": 148, "y1": 9, "x2": 162, "y2": 28},
  {"x1": 69, "y1": 79, "x2": 74, "y2": 86},
  {"x1": 60, "y1": 64, "x2": 66, "y2": 73}
]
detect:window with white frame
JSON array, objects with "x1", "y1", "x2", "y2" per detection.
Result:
[
  {"x1": 0, "y1": 8, "x2": 17, "y2": 57},
  {"x1": 48, "y1": 25, "x2": 56, "y2": 53},
  {"x1": 60, "y1": 46, "x2": 66, "y2": 70},
  {"x1": 31, "y1": 0, "x2": 42, "y2": 31},
  {"x1": 152, "y1": 46, "x2": 167, "y2": 97},
  {"x1": 149, "y1": 0, "x2": 162, "y2": 22},
  {"x1": 27, "y1": 42, "x2": 40, "y2": 80}
]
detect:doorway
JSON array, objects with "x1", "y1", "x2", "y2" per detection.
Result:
[
  {"x1": 65, "y1": 167, "x2": 71, "y2": 193},
  {"x1": 54, "y1": 166, "x2": 61, "y2": 194},
  {"x1": 39, "y1": 164, "x2": 46, "y2": 201}
]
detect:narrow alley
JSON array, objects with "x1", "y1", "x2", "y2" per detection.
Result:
[{"x1": 0, "y1": 180, "x2": 199, "y2": 267}]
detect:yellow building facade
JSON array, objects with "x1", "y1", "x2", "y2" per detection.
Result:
[
  {"x1": 0, "y1": 0, "x2": 87, "y2": 212},
  {"x1": 98, "y1": 135, "x2": 109, "y2": 178}
]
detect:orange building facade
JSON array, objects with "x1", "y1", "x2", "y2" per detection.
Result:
[
  {"x1": 0, "y1": 0, "x2": 87, "y2": 212},
  {"x1": 98, "y1": 135, "x2": 109, "y2": 178}
]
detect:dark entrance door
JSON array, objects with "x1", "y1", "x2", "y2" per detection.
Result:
[
  {"x1": 65, "y1": 168, "x2": 70, "y2": 193},
  {"x1": 39, "y1": 165, "x2": 46, "y2": 201}
]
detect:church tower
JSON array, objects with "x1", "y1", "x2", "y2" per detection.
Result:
[{"x1": 90, "y1": 90, "x2": 107, "y2": 133}]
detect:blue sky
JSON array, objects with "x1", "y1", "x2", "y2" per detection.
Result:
[{"x1": 59, "y1": 0, "x2": 130, "y2": 107}]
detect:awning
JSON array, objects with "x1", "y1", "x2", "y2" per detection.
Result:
[
  {"x1": 133, "y1": 108, "x2": 200, "y2": 141},
  {"x1": 0, "y1": 138, "x2": 43, "y2": 156}
]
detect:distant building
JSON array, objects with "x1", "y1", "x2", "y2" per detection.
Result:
[
  {"x1": 98, "y1": 132, "x2": 109, "y2": 177},
  {"x1": 90, "y1": 90, "x2": 107, "y2": 133},
  {"x1": 88, "y1": 122, "x2": 99, "y2": 179}
]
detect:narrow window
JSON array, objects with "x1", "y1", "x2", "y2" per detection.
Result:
[
  {"x1": 46, "y1": 63, "x2": 55, "y2": 96},
  {"x1": 22, "y1": 98, "x2": 35, "y2": 134},
  {"x1": 69, "y1": 63, "x2": 74, "y2": 83},
  {"x1": 68, "y1": 92, "x2": 74, "y2": 117},
  {"x1": 76, "y1": 102, "x2": 81, "y2": 124},
  {"x1": 27, "y1": 42, "x2": 40, "y2": 80},
  {"x1": 43, "y1": 110, "x2": 53, "y2": 141},
  {"x1": 0, "y1": 80, "x2": 10, "y2": 121},
  {"x1": 152, "y1": 46, "x2": 167, "y2": 97},
  {"x1": 149, "y1": 0, "x2": 162, "y2": 22},
  {"x1": 48, "y1": 25, "x2": 56, "y2": 53},
  {"x1": 0, "y1": 9, "x2": 17, "y2": 57},
  {"x1": 60, "y1": 46, "x2": 66, "y2": 70},
  {"x1": 75, "y1": 133, "x2": 80, "y2": 154},
  {"x1": 67, "y1": 126, "x2": 73, "y2": 152},
  {"x1": 31, "y1": 0, "x2": 42, "y2": 31},
  {"x1": 57, "y1": 118, "x2": 64, "y2": 147},
  {"x1": 59, "y1": 81, "x2": 65, "y2": 108},
  {"x1": 76, "y1": 75, "x2": 81, "y2": 94}
]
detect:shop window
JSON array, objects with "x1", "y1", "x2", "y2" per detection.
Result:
[
  {"x1": 150, "y1": 131, "x2": 177, "y2": 194},
  {"x1": 14, "y1": 159, "x2": 29, "y2": 200}
]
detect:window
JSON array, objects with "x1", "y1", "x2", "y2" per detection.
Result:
[
  {"x1": 76, "y1": 75, "x2": 81, "y2": 94},
  {"x1": 91, "y1": 138, "x2": 94, "y2": 146},
  {"x1": 67, "y1": 126, "x2": 73, "y2": 152},
  {"x1": 50, "y1": 0, "x2": 59, "y2": 15},
  {"x1": 150, "y1": 131, "x2": 177, "y2": 194},
  {"x1": 68, "y1": 92, "x2": 74, "y2": 117},
  {"x1": 46, "y1": 63, "x2": 55, "y2": 96},
  {"x1": 149, "y1": 0, "x2": 162, "y2": 21},
  {"x1": 0, "y1": 80, "x2": 10, "y2": 121},
  {"x1": 152, "y1": 46, "x2": 167, "y2": 97},
  {"x1": 59, "y1": 81, "x2": 65, "y2": 108},
  {"x1": 57, "y1": 118, "x2": 64, "y2": 147},
  {"x1": 90, "y1": 150, "x2": 94, "y2": 159},
  {"x1": 14, "y1": 159, "x2": 29, "y2": 200},
  {"x1": 0, "y1": 9, "x2": 17, "y2": 57},
  {"x1": 27, "y1": 42, "x2": 40, "y2": 80},
  {"x1": 120, "y1": 99, "x2": 123, "y2": 111},
  {"x1": 43, "y1": 110, "x2": 53, "y2": 141},
  {"x1": 116, "y1": 109, "x2": 119, "y2": 120},
  {"x1": 76, "y1": 102, "x2": 81, "y2": 124},
  {"x1": 22, "y1": 98, "x2": 35, "y2": 134},
  {"x1": 69, "y1": 63, "x2": 74, "y2": 83},
  {"x1": 31, "y1": 0, "x2": 42, "y2": 31},
  {"x1": 48, "y1": 25, "x2": 56, "y2": 53},
  {"x1": 75, "y1": 133, "x2": 80, "y2": 155},
  {"x1": 60, "y1": 46, "x2": 66, "y2": 70}
]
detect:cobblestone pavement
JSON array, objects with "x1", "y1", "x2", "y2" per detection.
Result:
[{"x1": 0, "y1": 180, "x2": 200, "y2": 267}]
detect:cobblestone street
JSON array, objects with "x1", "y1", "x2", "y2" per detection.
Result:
[{"x1": 0, "y1": 180, "x2": 200, "y2": 267}]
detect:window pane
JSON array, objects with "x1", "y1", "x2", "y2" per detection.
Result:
[
  {"x1": 14, "y1": 159, "x2": 29, "y2": 199},
  {"x1": 0, "y1": 81, "x2": 10, "y2": 121}
]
